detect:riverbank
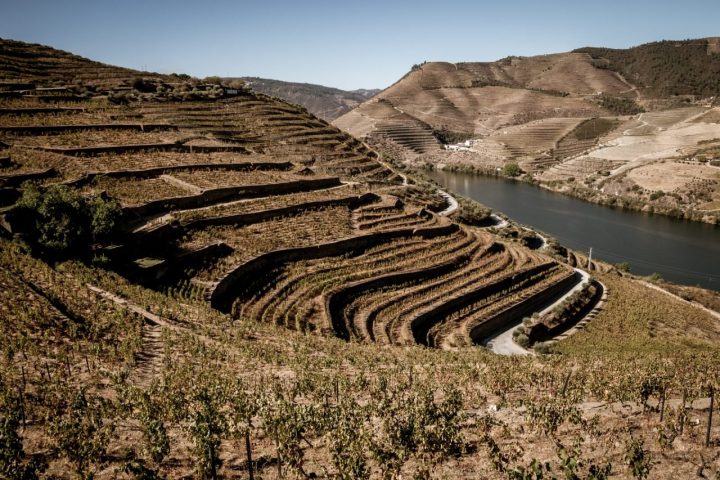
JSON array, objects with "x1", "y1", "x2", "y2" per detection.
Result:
[
  {"x1": 433, "y1": 163, "x2": 719, "y2": 226},
  {"x1": 427, "y1": 168, "x2": 720, "y2": 291}
]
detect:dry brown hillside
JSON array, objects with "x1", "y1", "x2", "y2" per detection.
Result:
[
  {"x1": 2, "y1": 39, "x2": 720, "y2": 479},
  {"x1": 336, "y1": 38, "x2": 720, "y2": 224},
  {"x1": 0, "y1": 37, "x2": 168, "y2": 89},
  {"x1": 334, "y1": 53, "x2": 630, "y2": 139}
]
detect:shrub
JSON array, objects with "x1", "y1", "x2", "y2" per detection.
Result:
[
  {"x1": 624, "y1": 437, "x2": 652, "y2": 479},
  {"x1": 648, "y1": 272, "x2": 663, "y2": 283},
  {"x1": 456, "y1": 196, "x2": 492, "y2": 226},
  {"x1": 204, "y1": 76, "x2": 223, "y2": 85},
  {"x1": 47, "y1": 388, "x2": 115, "y2": 479},
  {"x1": 132, "y1": 77, "x2": 156, "y2": 93},
  {"x1": 596, "y1": 95, "x2": 644, "y2": 115},
  {"x1": 615, "y1": 262, "x2": 631, "y2": 272},
  {"x1": 432, "y1": 128, "x2": 474, "y2": 145},
  {"x1": 224, "y1": 79, "x2": 245, "y2": 90},
  {"x1": 515, "y1": 333, "x2": 530, "y2": 348},
  {"x1": 1, "y1": 388, "x2": 47, "y2": 479},
  {"x1": 187, "y1": 387, "x2": 225, "y2": 480},
  {"x1": 572, "y1": 117, "x2": 619, "y2": 141},
  {"x1": 503, "y1": 163, "x2": 522, "y2": 177},
  {"x1": 649, "y1": 191, "x2": 665, "y2": 201}
]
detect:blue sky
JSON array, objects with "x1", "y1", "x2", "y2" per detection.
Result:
[{"x1": 1, "y1": 0, "x2": 719, "y2": 90}]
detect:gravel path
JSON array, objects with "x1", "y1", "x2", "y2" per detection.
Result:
[
  {"x1": 483, "y1": 268, "x2": 590, "y2": 356},
  {"x1": 436, "y1": 189, "x2": 458, "y2": 216}
]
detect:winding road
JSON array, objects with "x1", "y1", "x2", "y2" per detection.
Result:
[
  {"x1": 436, "y1": 189, "x2": 458, "y2": 216},
  {"x1": 483, "y1": 268, "x2": 591, "y2": 356}
]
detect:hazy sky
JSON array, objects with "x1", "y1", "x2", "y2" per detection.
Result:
[{"x1": 1, "y1": 0, "x2": 719, "y2": 90}]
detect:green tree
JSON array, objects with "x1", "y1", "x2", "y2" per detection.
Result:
[
  {"x1": 87, "y1": 194, "x2": 122, "y2": 241},
  {"x1": 17, "y1": 184, "x2": 86, "y2": 253},
  {"x1": 14, "y1": 184, "x2": 121, "y2": 256},
  {"x1": 503, "y1": 163, "x2": 522, "y2": 177}
]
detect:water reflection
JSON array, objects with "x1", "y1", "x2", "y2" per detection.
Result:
[{"x1": 428, "y1": 171, "x2": 720, "y2": 291}]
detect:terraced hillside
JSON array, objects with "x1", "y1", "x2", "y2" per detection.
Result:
[
  {"x1": 0, "y1": 37, "x2": 166, "y2": 90},
  {"x1": 336, "y1": 38, "x2": 720, "y2": 224},
  {"x1": 0, "y1": 39, "x2": 586, "y2": 351},
  {"x1": 333, "y1": 55, "x2": 619, "y2": 142},
  {"x1": 337, "y1": 38, "x2": 720, "y2": 149},
  {"x1": 4, "y1": 39, "x2": 720, "y2": 480},
  {"x1": 575, "y1": 38, "x2": 720, "y2": 97},
  {"x1": 537, "y1": 107, "x2": 720, "y2": 223}
]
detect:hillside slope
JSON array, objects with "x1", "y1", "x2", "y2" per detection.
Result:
[
  {"x1": 574, "y1": 38, "x2": 720, "y2": 97},
  {"x1": 0, "y1": 38, "x2": 580, "y2": 351},
  {"x1": 336, "y1": 38, "x2": 720, "y2": 224},
  {"x1": 336, "y1": 38, "x2": 720, "y2": 141},
  {"x1": 241, "y1": 77, "x2": 379, "y2": 121},
  {"x1": 2, "y1": 38, "x2": 720, "y2": 479},
  {"x1": 334, "y1": 54, "x2": 626, "y2": 139},
  {"x1": 0, "y1": 37, "x2": 168, "y2": 89}
]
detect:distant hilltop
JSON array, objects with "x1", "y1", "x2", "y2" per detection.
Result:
[
  {"x1": 334, "y1": 37, "x2": 720, "y2": 139},
  {"x1": 238, "y1": 77, "x2": 379, "y2": 121}
]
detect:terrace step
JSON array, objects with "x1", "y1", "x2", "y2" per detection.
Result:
[
  {"x1": 32, "y1": 143, "x2": 249, "y2": 156},
  {"x1": 375, "y1": 121, "x2": 442, "y2": 154},
  {"x1": 159, "y1": 174, "x2": 203, "y2": 195},
  {"x1": 63, "y1": 161, "x2": 294, "y2": 188},
  {"x1": 0, "y1": 167, "x2": 57, "y2": 186},
  {"x1": 0, "y1": 123, "x2": 177, "y2": 135},
  {"x1": 122, "y1": 176, "x2": 344, "y2": 221},
  {"x1": 209, "y1": 215, "x2": 458, "y2": 313},
  {"x1": 0, "y1": 107, "x2": 86, "y2": 115}
]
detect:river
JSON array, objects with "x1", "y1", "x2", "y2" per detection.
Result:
[{"x1": 428, "y1": 170, "x2": 720, "y2": 291}]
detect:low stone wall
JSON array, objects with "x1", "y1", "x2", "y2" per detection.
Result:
[
  {"x1": 64, "y1": 161, "x2": 293, "y2": 187},
  {"x1": 135, "y1": 193, "x2": 379, "y2": 246},
  {"x1": 122, "y1": 177, "x2": 342, "y2": 219},
  {"x1": 0, "y1": 124, "x2": 176, "y2": 135},
  {"x1": 133, "y1": 241, "x2": 233, "y2": 284},
  {"x1": 26, "y1": 95, "x2": 91, "y2": 102},
  {"x1": 35, "y1": 143, "x2": 249, "y2": 157},
  {"x1": 468, "y1": 270, "x2": 579, "y2": 344},
  {"x1": 324, "y1": 246, "x2": 477, "y2": 339},
  {"x1": 525, "y1": 279, "x2": 603, "y2": 343},
  {"x1": 0, "y1": 107, "x2": 85, "y2": 115},
  {"x1": 409, "y1": 262, "x2": 559, "y2": 345},
  {"x1": 0, "y1": 168, "x2": 56, "y2": 187},
  {"x1": 209, "y1": 218, "x2": 458, "y2": 312}
]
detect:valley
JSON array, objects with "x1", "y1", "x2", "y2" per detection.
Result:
[
  {"x1": 334, "y1": 39, "x2": 720, "y2": 225},
  {"x1": 1, "y1": 36, "x2": 720, "y2": 479}
]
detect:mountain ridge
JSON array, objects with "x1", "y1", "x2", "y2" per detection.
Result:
[
  {"x1": 335, "y1": 37, "x2": 720, "y2": 140},
  {"x1": 239, "y1": 77, "x2": 379, "y2": 121}
]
